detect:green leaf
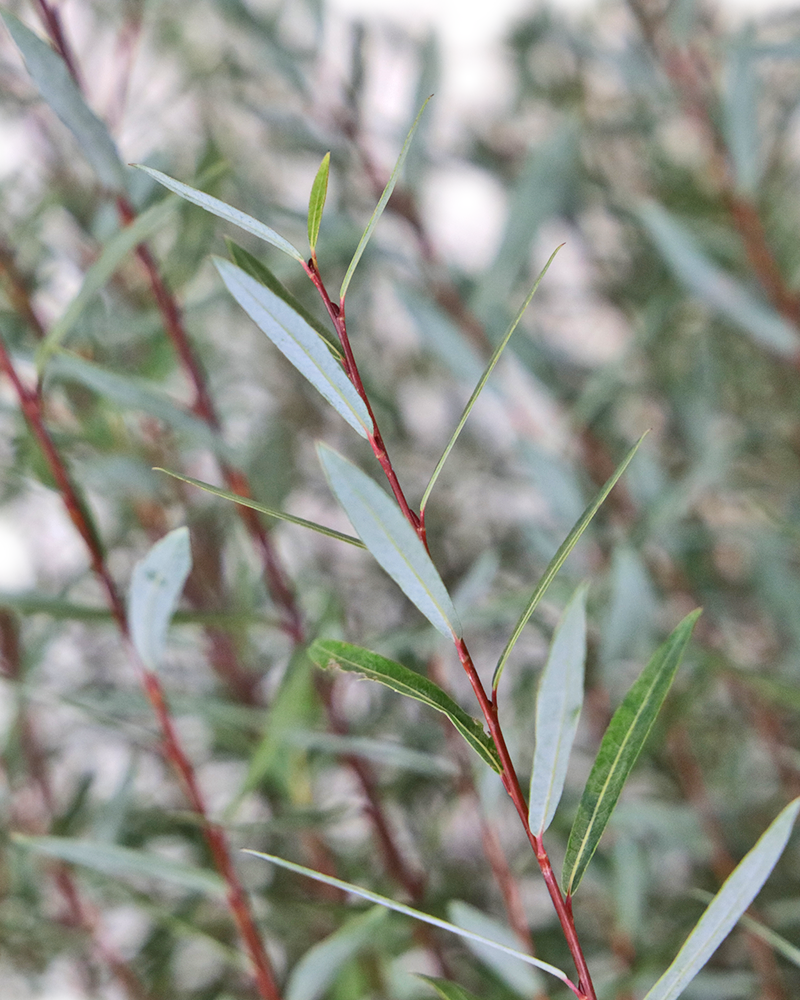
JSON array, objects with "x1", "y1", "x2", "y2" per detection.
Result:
[
  {"x1": 14, "y1": 834, "x2": 225, "y2": 897},
  {"x1": 2, "y1": 12, "x2": 126, "y2": 191},
  {"x1": 339, "y1": 96, "x2": 431, "y2": 301},
  {"x1": 307, "y1": 151, "x2": 330, "y2": 253},
  {"x1": 225, "y1": 239, "x2": 342, "y2": 358},
  {"x1": 133, "y1": 165, "x2": 304, "y2": 261},
  {"x1": 214, "y1": 257, "x2": 371, "y2": 438},
  {"x1": 45, "y1": 353, "x2": 222, "y2": 453},
  {"x1": 493, "y1": 432, "x2": 647, "y2": 691},
  {"x1": 528, "y1": 582, "x2": 588, "y2": 836},
  {"x1": 286, "y1": 906, "x2": 387, "y2": 1000},
  {"x1": 317, "y1": 444, "x2": 462, "y2": 639},
  {"x1": 448, "y1": 900, "x2": 543, "y2": 997},
  {"x1": 243, "y1": 850, "x2": 577, "y2": 992},
  {"x1": 562, "y1": 609, "x2": 701, "y2": 896},
  {"x1": 642, "y1": 798, "x2": 800, "y2": 1000},
  {"x1": 419, "y1": 244, "x2": 562, "y2": 517},
  {"x1": 637, "y1": 202, "x2": 798, "y2": 356},
  {"x1": 285, "y1": 730, "x2": 458, "y2": 777},
  {"x1": 127, "y1": 527, "x2": 192, "y2": 671},
  {"x1": 154, "y1": 468, "x2": 365, "y2": 548},
  {"x1": 309, "y1": 640, "x2": 501, "y2": 773},
  {"x1": 417, "y1": 975, "x2": 483, "y2": 1000},
  {"x1": 36, "y1": 199, "x2": 178, "y2": 370}
]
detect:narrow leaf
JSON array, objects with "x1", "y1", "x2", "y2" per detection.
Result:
[
  {"x1": 14, "y1": 834, "x2": 225, "y2": 897},
  {"x1": 307, "y1": 151, "x2": 330, "y2": 253},
  {"x1": 133, "y1": 165, "x2": 304, "y2": 261},
  {"x1": 339, "y1": 96, "x2": 431, "y2": 301},
  {"x1": 3, "y1": 13, "x2": 126, "y2": 190},
  {"x1": 45, "y1": 353, "x2": 221, "y2": 453},
  {"x1": 243, "y1": 851, "x2": 578, "y2": 994},
  {"x1": 128, "y1": 527, "x2": 192, "y2": 671},
  {"x1": 154, "y1": 468, "x2": 365, "y2": 548},
  {"x1": 417, "y1": 975, "x2": 483, "y2": 1000},
  {"x1": 215, "y1": 258, "x2": 371, "y2": 438},
  {"x1": 690, "y1": 889, "x2": 800, "y2": 969},
  {"x1": 529, "y1": 582, "x2": 588, "y2": 836},
  {"x1": 420, "y1": 244, "x2": 562, "y2": 517},
  {"x1": 286, "y1": 906, "x2": 387, "y2": 1000},
  {"x1": 562, "y1": 609, "x2": 701, "y2": 896},
  {"x1": 317, "y1": 444, "x2": 462, "y2": 638},
  {"x1": 285, "y1": 730, "x2": 458, "y2": 777},
  {"x1": 37, "y1": 199, "x2": 177, "y2": 369},
  {"x1": 225, "y1": 239, "x2": 342, "y2": 358},
  {"x1": 493, "y1": 432, "x2": 646, "y2": 691},
  {"x1": 642, "y1": 798, "x2": 800, "y2": 1000},
  {"x1": 309, "y1": 639, "x2": 501, "y2": 773}
]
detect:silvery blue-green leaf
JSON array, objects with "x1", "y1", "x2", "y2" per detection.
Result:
[
  {"x1": 37, "y1": 198, "x2": 178, "y2": 369},
  {"x1": 286, "y1": 906, "x2": 388, "y2": 1000},
  {"x1": 284, "y1": 730, "x2": 458, "y2": 777},
  {"x1": 128, "y1": 527, "x2": 192, "y2": 671},
  {"x1": 339, "y1": 96, "x2": 431, "y2": 301},
  {"x1": 14, "y1": 834, "x2": 225, "y2": 897},
  {"x1": 214, "y1": 258, "x2": 371, "y2": 439},
  {"x1": 529, "y1": 582, "x2": 588, "y2": 836},
  {"x1": 317, "y1": 444, "x2": 462, "y2": 638},
  {"x1": 448, "y1": 900, "x2": 543, "y2": 998},
  {"x1": 134, "y1": 165, "x2": 304, "y2": 261},
  {"x1": 46, "y1": 353, "x2": 223, "y2": 454},
  {"x1": 637, "y1": 202, "x2": 798, "y2": 356},
  {"x1": 722, "y1": 30, "x2": 762, "y2": 195},
  {"x1": 642, "y1": 797, "x2": 800, "y2": 1000},
  {"x1": 2, "y1": 13, "x2": 126, "y2": 190},
  {"x1": 243, "y1": 851, "x2": 577, "y2": 993}
]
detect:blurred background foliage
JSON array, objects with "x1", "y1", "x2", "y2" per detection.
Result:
[{"x1": 2, "y1": 0, "x2": 800, "y2": 998}]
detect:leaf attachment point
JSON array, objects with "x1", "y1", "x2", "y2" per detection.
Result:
[
  {"x1": 317, "y1": 443, "x2": 462, "y2": 639},
  {"x1": 562, "y1": 608, "x2": 701, "y2": 896},
  {"x1": 309, "y1": 639, "x2": 501, "y2": 773}
]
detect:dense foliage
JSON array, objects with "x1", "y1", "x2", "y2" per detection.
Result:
[{"x1": 2, "y1": 1, "x2": 800, "y2": 998}]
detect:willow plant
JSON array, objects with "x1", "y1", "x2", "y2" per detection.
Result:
[{"x1": 130, "y1": 110, "x2": 799, "y2": 1000}]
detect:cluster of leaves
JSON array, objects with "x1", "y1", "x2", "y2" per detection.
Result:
[{"x1": 2, "y1": 1, "x2": 800, "y2": 999}]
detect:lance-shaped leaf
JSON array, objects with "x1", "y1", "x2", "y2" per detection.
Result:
[
  {"x1": 15, "y1": 834, "x2": 225, "y2": 898},
  {"x1": 642, "y1": 797, "x2": 800, "y2": 1000},
  {"x1": 154, "y1": 468, "x2": 365, "y2": 548},
  {"x1": 339, "y1": 96, "x2": 431, "y2": 301},
  {"x1": 3, "y1": 12, "x2": 126, "y2": 191},
  {"x1": 307, "y1": 152, "x2": 330, "y2": 254},
  {"x1": 493, "y1": 432, "x2": 646, "y2": 692},
  {"x1": 309, "y1": 639, "x2": 500, "y2": 773},
  {"x1": 562, "y1": 609, "x2": 701, "y2": 896},
  {"x1": 134, "y1": 164, "x2": 304, "y2": 261},
  {"x1": 420, "y1": 244, "x2": 562, "y2": 518},
  {"x1": 528, "y1": 582, "x2": 588, "y2": 836},
  {"x1": 128, "y1": 527, "x2": 192, "y2": 671},
  {"x1": 226, "y1": 239, "x2": 342, "y2": 358},
  {"x1": 214, "y1": 258, "x2": 371, "y2": 438},
  {"x1": 243, "y1": 851, "x2": 580, "y2": 996},
  {"x1": 317, "y1": 444, "x2": 462, "y2": 638}
]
